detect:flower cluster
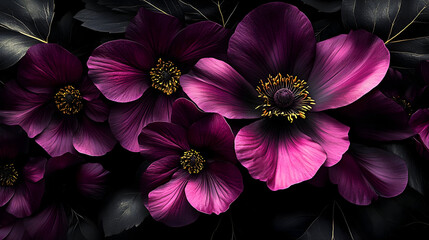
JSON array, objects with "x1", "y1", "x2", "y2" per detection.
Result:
[{"x1": 0, "y1": 1, "x2": 425, "y2": 238}]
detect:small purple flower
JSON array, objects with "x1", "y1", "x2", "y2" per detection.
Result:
[
  {"x1": 181, "y1": 2, "x2": 390, "y2": 190},
  {"x1": 87, "y1": 8, "x2": 230, "y2": 152},
  {"x1": 0, "y1": 125, "x2": 46, "y2": 218},
  {"x1": 0, "y1": 43, "x2": 116, "y2": 157},
  {"x1": 139, "y1": 98, "x2": 243, "y2": 227}
]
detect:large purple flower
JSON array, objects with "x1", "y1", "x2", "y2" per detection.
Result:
[
  {"x1": 181, "y1": 2, "x2": 390, "y2": 190},
  {"x1": 0, "y1": 125, "x2": 46, "y2": 218},
  {"x1": 87, "y1": 8, "x2": 230, "y2": 152},
  {"x1": 139, "y1": 98, "x2": 243, "y2": 227},
  {"x1": 0, "y1": 43, "x2": 116, "y2": 157}
]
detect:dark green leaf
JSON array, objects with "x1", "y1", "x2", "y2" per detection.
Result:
[{"x1": 0, "y1": 0, "x2": 54, "y2": 69}]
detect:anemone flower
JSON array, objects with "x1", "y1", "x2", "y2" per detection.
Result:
[
  {"x1": 0, "y1": 125, "x2": 46, "y2": 218},
  {"x1": 139, "y1": 98, "x2": 243, "y2": 227},
  {"x1": 87, "y1": 7, "x2": 230, "y2": 152},
  {"x1": 0, "y1": 43, "x2": 116, "y2": 157},
  {"x1": 181, "y1": 2, "x2": 390, "y2": 190}
]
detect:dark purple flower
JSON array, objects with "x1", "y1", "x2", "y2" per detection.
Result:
[
  {"x1": 139, "y1": 98, "x2": 243, "y2": 227},
  {"x1": 87, "y1": 8, "x2": 230, "y2": 152},
  {"x1": 0, "y1": 125, "x2": 46, "y2": 218},
  {"x1": 0, "y1": 43, "x2": 116, "y2": 157},
  {"x1": 181, "y1": 3, "x2": 390, "y2": 190}
]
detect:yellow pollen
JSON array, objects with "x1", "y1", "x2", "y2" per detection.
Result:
[
  {"x1": 392, "y1": 96, "x2": 413, "y2": 116},
  {"x1": 54, "y1": 85, "x2": 83, "y2": 115},
  {"x1": 255, "y1": 73, "x2": 315, "y2": 123},
  {"x1": 149, "y1": 58, "x2": 181, "y2": 95},
  {"x1": 180, "y1": 149, "x2": 205, "y2": 174},
  {"x1": 0, "y1": 163, "x2": 19, "y2": 186}
]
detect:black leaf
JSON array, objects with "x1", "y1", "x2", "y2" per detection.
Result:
[
  {"x1": 68, "y1": 210, "x2": 103, "y2": 240},
  {"x1": 301, "y1": 0, "x2": 342, "y2": 13},
  {"x1": 0, "y1": 0, "x2": 54, "y2": 69}
]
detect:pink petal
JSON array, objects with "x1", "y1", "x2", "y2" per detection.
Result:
[
  {"x1": 235, "y1": 119, "x2": 327, "y2": 190},
  {"x1": 185, "y1": 162, "x2": 243, "y2": 215},
  {"x1": 6, "y1": 180, "x2": 44, "y2": 218},
  {"x1": 76, "y1": 163, "x2": 109, "y2": 199},
  {"x1": 141, "y1": 155, "x2": 180, "y2": 196},
  {"x1": 171, "y1": 98, "x2": 206, "y2": 128},
  {"x1": 25, "y1": 204, "x2": 68, "y2": 240},
  {"x1": 0, "y1": 187, "x2": 15, "y2": 207},
  {"x1": 308, "y1": 30, "x2": 390, "y2": 111},
  {"x1": 147, "y1": 170, "x2": 199, "y2": 227},
  {"x1": 410, "y1": 109, "x2": 429, "y2": 149},
  {"x1": 84, "y1": 98, "x2": 109, "y2": 122},
  {"x1": 23, "y1": 157, "x2": 47, "y2": 183}
]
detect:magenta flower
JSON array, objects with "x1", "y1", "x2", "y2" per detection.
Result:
[
  {"x1": 181, "y1": 2, "x2": 390, "y2": 190},
  {"x1": 0, "y1": 43, "x2": 116, "y2": 157},
  {"x1": 0, "y1": 125, "x2": 46, "y2": 218},
  {"x1": 139, "y1": 98, "x2": 243, "y2": 227},
  {"x1": 87, "y1": 8, "x2": 230, "y2": 152}
]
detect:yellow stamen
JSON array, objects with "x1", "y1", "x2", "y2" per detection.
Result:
[
  {"x1": 149, "y1": 58, "x2": 181, "y2": 95},
  {"x1": 0, "y1": 163, "x2": 19, "y2": 186},
  {"x1": 54, "y1": 85, "x2": 83, "y2": 115},
  {"x1": 180, "y1": 149, "x2": 205, "y2": 174}
]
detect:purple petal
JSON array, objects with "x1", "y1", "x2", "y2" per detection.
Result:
[
  {"x1": 0, "y1": 125, "x2": 28, "y2": 159},
  {"x1": 147, "y1": 170, "x2": 199, "y2": 227},
  {"x1": 308, "y1": 30, "x2": 390, "y2": 111},
  {"x1": 76, "y1": 163, "x2": 109, "y2": 199},
  {"x1": 181, "y1": 58, "x2": 260, "y2": 119},
  {"x1": 187, "y1": 114, "x2": 237, "y2": 163},
  {"x1": 410, "y1": 109, "x2": 429, "y2": 149},
  {"x1": 298, "y1": 113, "x2": 349, "y2": 167},
  {"x1": 22, "y1": 157, "x2": 47, "y2": 183},
  {"x1": 3, "y1": 222, "x2": 28, "y2": 240},
  {"x1": 0, "y1": 225, "x2": 12, "y2": 239},
  {"x1": 185, "y1": 162, "x2": 243, "y2": 215},
  {"x1": 80, "y1": 76, "x2": 100, "y2": 101},
  {"x1": 126, "y1": 8, "x2": 182, "y2": 56},
  {"x1": 139, "y1": 122, "x2": 189, "y2": 161},
  {"x1": 141, "y1": 155, "x2": 180, "y2": 196},
  {"x1": 35, "y1": 117, "x2": 78, "y2": 157},
  {"x1": 235, "y1": 119, "x2": 327, "y2": 190},
  {"x1": 17, "y1": 43, "x2": 82, "y2": 94},
  {"x1": 25, "y1": 205, "x2": 68, "y2": 240},
  {"x1": 84, "y1": 98, "x2": 109, "y2": 122},
  {"x1": 228, "y1": 2, "x2": 316, "y2": 85},
  {"x1": 329, "y1": 144, "x2": 408, "y2": 205},
  {"x1": 73, "y1": 116, "x2": 116, "y2": 156},
  {"x1": 46, "y1": 153, "x2": 84, "y2": 174},
  {"x1": 109, "y1": 89, "x2": 177, "y2": 152},
  {"x1": 0, "y1": 187, "x2": 14, "y2": 207},
  {"x1": 6, "y1": 180, "x2": 45, "y2": 218},
  {"x1": 171, "y1": 98, "x2": 206, "y2": 128},
  {"x1": 0, "y1": 81, "x2": 54, "y2": 138},
  {"x1": 336, "y1": 90, "x2": 414, "y2": 141},
  {"x1": 169, "y1": 21, "x2": 229, "y2": 65},
  {"x1": 88, "y1": 39, "x2": 154, "y2": 103}
]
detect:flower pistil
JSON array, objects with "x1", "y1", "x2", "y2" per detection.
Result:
[
  {"x1": 180, "y1": 149, "x2": 205, "y2": 174},
  {"x1": 150, "y1": 58, "x2": 181, "y2": 95},
  {"x1": 0, "y1": 163, "x2": 19, "y2": 186},
  {"x1": 54, "y1": 85, "x2": 83, "y2": 115}
]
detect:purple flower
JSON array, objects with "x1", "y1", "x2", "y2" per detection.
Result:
[
  {"x1": 0, "y1": 125, "x2": 46, "y2": 218},
  {"x1": 0, "y1": 43, "x2": 116, "y2": 157},
  {"x1": 181, "y1": 2, "x2": 390, "y2": 190},
  {"x1": 410, "y1": 61, "x2": 429, "y2": 149},
  {"x1": 87, "y1": 8, "x2": 230, "y2": 152},
  {"x1": 139, "y1": 98, "x2": 243, "y2": 227}
]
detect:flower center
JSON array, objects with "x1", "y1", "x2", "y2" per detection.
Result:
[
  {"x1": 180, "y1": 149, "x2": 205, "y2": 174},
  {"x1": 150, "y1": 58, "x2": 181, "y2": 95},
  {"x1": 0, "y1": 163, "x2": 19, "y2": 186},
  {"x1": 392, "y1": 96, "x2": 413, "y2": 115},
  {"x1": 256, "y1": 73, "x2": 315, "y2": 123},
  {"x1": 54, "y1": 85, "x2": 83, "y2": 115}
]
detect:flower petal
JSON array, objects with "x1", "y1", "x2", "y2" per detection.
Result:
[
  {"x1": 73, "y1": 116, "x2": 116, "y2": 156},
  {"x1": 109, "y1": 89, "x2": 177, "y2": 152},
  {"x1": 298, "y1": 113, "x2": 349, "y2": 167},
  {"x1": 185, "y1": 162, "x2": 243, "y2": 215},
  {"x1": 169, "y1": 21, "x2": 229, "y2": 66},
  {"x1": 76, "y1": 163, "x2": 109, "y2": 199},
  {"x1": 88, "y1": 39, "x2": 154, "y2": 103},
  {"x1": 187, "y1": 114, "x2": 236, "y2": 163},
  {"x1": 329, "y1": 144, "x2": 408, "y2": 205},
  {"x1": 84, "y1": 98, "x2": 109, "y2": 122},
  {"x1": 17, "y1": 43, "x2": 82, "y2": 94},
  {"x1": 410, "y1": 108, "x2": 429, "y2": 149},
  {"x1": 25, "y1": 205, "x2": 68, "y2": 240},
  {"x1": 228, "y1": 2, "x2": 316, "y2": 85},
  {"x1": 147, "y1": 170, "x2": 199, "y2": 227},
  {"x1": 235, "y1": 119, "x2": 327, "y2": 190},
  {"x1": 308, "y1": 30, "x2": 390, "y2": 111},
  {"x1": 0, "y1": 81, "x2": 54, "y2": 138},
  {"x1": 181, "y1": 58, "x2": 260, "y2": 119},
  {"x1": 0, "y1": 187, "x2": 14, "y2": 207},
  {"x1": 35, "y1": 117, "x2": 78, "y2": 157},
  {"x1": 80, "y1": 76, "x2": 100, "y2": 101},
  {"x1": 126, "y1": 7, "x2": 182, "y2": 56},
  {"x1": 141, "y1": 155, "x2": 180, "y2": 196},
  {"x1": 6, "y1": 180, "x2": 44, "y2": 218},
  {"x1": 22, "y1": 157, "x2": 47, "y2": 183},
  {"x1": 139, "y1": 122, "x2": 189, "y2": 161},
  {"x1": 171, "y1": 98, "x2": 206, "y2": 128},
  {"x1": 46, "y1": 153, "x2": 84, "y2": 174}
]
